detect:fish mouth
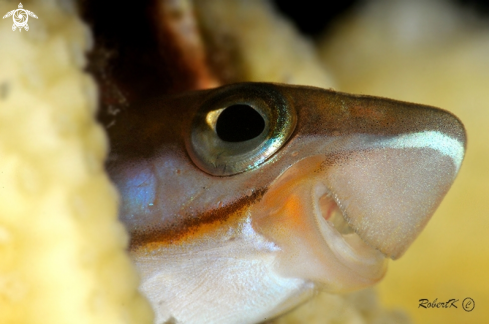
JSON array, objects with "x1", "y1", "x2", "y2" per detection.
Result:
[
  {"x1": 251, "y1": 138, "x2": 462, "y2": 291},
  {"x1": 313, "y1": 182, "x2": 390, "y2": 289},
  {"x1": 314, "y1": 184, "x2": 355, "y2": 236},
  {"x1": 251, "y1": 155, "x2": 388, "y2": 292},
  {"x1": 312, "y1": 170, "x2": 392, "y2": 271}
]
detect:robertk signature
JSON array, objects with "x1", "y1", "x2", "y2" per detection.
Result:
[
  {"x1": 419, "y1": 298, "x2": 458, "y2": 309},
  {"x1": 418, "y1": 297, "x2": 475, "y2": 312}
]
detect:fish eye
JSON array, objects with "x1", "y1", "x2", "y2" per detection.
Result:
[
  {"x1": 187, "y1": 83, "x2": 296, "y2": 176},
  {"x1": 215, "y1": 104, "x2": 266, "y2": 142}
]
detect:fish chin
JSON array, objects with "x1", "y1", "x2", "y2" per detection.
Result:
[{"x1": 251, "y1": 156, "x2": 388, "y2": 292}]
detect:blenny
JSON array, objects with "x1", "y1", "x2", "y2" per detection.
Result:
[{"x1": 106, "y1": 82, "x2": 465, "y2": 324}]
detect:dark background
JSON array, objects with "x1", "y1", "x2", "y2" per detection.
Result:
[{"x1": 273, "y1": 0, "x2": 489, "y2": 37}]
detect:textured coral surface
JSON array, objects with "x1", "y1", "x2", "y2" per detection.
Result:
[{"x1": 0, "y1": 1, "x2": 153, "y2": 323}]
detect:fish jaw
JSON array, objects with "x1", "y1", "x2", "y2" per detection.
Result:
[
  {"x1": 251, "y1": 156, "x2": 388, "y2": 292},
  {"x1": 279, "y1": 86, "x2": 465, "y2": 260},
  {"x1": 250, "y1": 136, "x2": 462, "y2": 290}
]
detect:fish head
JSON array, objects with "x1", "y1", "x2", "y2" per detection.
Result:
[{"x1": 107, "y1": 82, "x2": 466, "y2": 320}]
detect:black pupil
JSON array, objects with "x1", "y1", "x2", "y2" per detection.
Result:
[{"x1": 216, "y1": 104, "x2": 265, "y2": 142}]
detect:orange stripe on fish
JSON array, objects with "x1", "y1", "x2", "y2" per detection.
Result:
[{"x1": 130, "y1": 188, "x2": 266, "y2": 251}]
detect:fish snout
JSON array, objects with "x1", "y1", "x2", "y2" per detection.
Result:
[{"x1": 289, "y1": 88, "x2": 466, "y2": 259}]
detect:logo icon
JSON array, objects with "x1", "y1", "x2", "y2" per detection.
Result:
[{"x1": 2, "y1": 3, "x2": 38, "y2": 32}]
